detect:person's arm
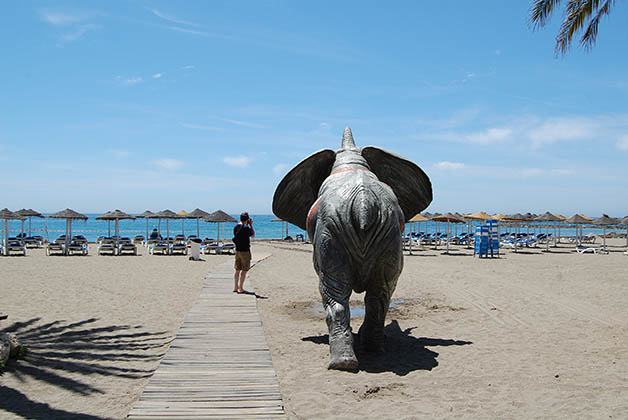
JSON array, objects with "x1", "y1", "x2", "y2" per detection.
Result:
[{"x1": 249, "y1": 220, "x2": 255, "y2": 238}]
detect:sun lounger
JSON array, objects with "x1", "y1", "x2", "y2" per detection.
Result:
[
  {"x1": 581, "y1": 234, "x2": 596, "y2": 244},
  {"x1": 118, "y1": 237, "x2": 137, "y2": 255},
  {"x1": 203, "y1": 242, "x2": 219, "y2": 254},
  {"x1": 221, "y1": 242, "x2": 235, "y2": 254},
  {"x1": 97, "y1": 238, "x2": 116, "y2": 255},
  {"x1": 144, "y1": 238, "x2": 160, "y2": 248},
  {"x1": 72, "y1": 235, "x2": 88, "y2": 246},
  {"x1": 133, "y1": 235, "x2": 145, "y2": 244},
  {"x1": 46, "y1": 239, "x2": 65, "y2": 256},
  {"x1": 170, "y1": 239, "x2": 188, "y2": 255},
  {"x1": 6, "y1": 239, "x2": 26, "y2": 256},
  {"x1": 22, "y1": 236, "x2": 42, "y2": 248},
  {"x1": 67, "y1": 241, "x2": 88, "y2": 256},
  {"x1": 576, "y1": 245, "x2": 609, "y2": 254},
  {"x1": 150, "y1": 241, "x2": 169, "y2": 255}
]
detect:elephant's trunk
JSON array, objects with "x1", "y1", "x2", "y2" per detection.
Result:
[{"x1": 342, "y1": 126, "x2": 358, "y2": 151}]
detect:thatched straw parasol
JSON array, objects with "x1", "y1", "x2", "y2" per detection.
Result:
[
  {"x1": 593, "y1": 214, "x2": 621, "y2": 249},
  {"x1": 430, "y1": 213, "x2": 465, "y2": 253},
  {"x1": 535, "y1": 212, "x2": 562, "y2": 251},
  {"x1": 204, "y1": 210, "x2": 238, "y2": 243},
  {"x1": 176, "y1": 210, "x2": 193, "y2": 236},
  {"x1": 564, "y1": 214, "x2": 592, "y2": 245},
  {"x1": 187, "y1": 208, "x2": 212, "y2": 237},
  {"x1": 96, "y1": 210, "x2": 135, "y2": 249},
  {"x1": 271, "y1": 217, "x2": 289, "y2": 240},
  {"x1": 136, "y1": 210, "x2": 158, "y2": 239},
  {"x1": 15, "y1": 209, "x2": 44, "y2": 237},
  {"x1": 464, "y1": 211, "x2": 492, "y2": 221},
  {"x1": 408, "y1": 213, "x2": 430, "y2": 248},
  {"x1": 1, "y1": 208, "x2": 24, "y2": 256},
  {"x1": 155, "y1": 210, "x2": 180, "y2": 245},
  {"x1": 409, "y1": 213, "x2": 429, "y2": 222},
  {"x1": 621, "y1": 216, "x2": 628, "y2": 247},
  {"x1": 48, "y1": 209, "x2": 88, "y2": 255}
]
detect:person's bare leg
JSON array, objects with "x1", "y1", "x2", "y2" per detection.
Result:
[
  {"x1": 238, "y1": 270, "x2": 247, "y2": 292},
  {"x1": 234, "y1": 270, "x2": 241, "y2": 292}
]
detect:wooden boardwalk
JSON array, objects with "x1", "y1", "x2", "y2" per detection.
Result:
[{"x1": 128, "y1": 256, "x2": 286, "y2": 419}]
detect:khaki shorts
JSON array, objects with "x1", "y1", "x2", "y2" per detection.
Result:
[{"x1": 234, "y1": 251, "x2": 251, "y2": 271}]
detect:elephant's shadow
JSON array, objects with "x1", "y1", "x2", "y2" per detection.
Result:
[{"x1": 302, "y1": 320, "x2": 472, "y2": 376}]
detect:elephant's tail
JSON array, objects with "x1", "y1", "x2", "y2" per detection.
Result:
[{"x1": 349, "y1": 183, "x2": 380, "y2": 234}]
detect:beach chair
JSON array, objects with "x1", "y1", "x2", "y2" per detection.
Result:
[
  {"x1": 72, "y1": 235, "x2": 88, "y2": 246},
  {"x1": 97, "y1": 238, "x2": 116, "y2": 255},
  {"x1": 204, "y1": 242, "x2": 219, "y2": 255},
  {"x1": 67, "y1": 240, "x2": 88, "y2": 256},
  {"x1": 149, "y1": 241, "x2": 169, "y2": 255},
  {"x1": 170, "y1": 239, "x2": 188, "y2": 255},
  {"x1": 46, "y1": 238, "x2": 65, "y2": 256},
  {"x1": 6, "y1": 239, "x2": 26, "y2": 256},
  {"x1": 576, "y1": 245, "x2": 609, "y2": 254},
  {"x1": 221, "y1": 242, "x2": 235, "y2": 254},
  {"x1": 133, "y1": 235, "x2": 145, "y2": 245},
  {"x1": 581, "y1": 233, "x2": 596, "y2": 244},
  {"x1": 118, "y1": 237, "x2": 137, "y2": 256},
  {"x1": 144, "y1": 238, "x2": 160, "y2": 248}
]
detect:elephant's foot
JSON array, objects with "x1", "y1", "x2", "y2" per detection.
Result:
[
  {"x1": 328, "y1": 331, "x2": 358, "y2": 372},
  {"x1": 358, "y1": 324, "x2": 386, "y2": 353}
]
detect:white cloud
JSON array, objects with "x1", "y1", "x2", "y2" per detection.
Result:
[
  {"x1": 110, "y1": 149, "x2": 131, "y2": 159},
  {"x1": 61, "y1": 24, "x2": 99, "y2": 41},
  {"x1": 434, "y1": 161, "x2": 466, "y2": 170},
  {"x1": 146, "y1": 7, "x2": 201, "y2": 27},
  {"x1": 223, "y1": 156, "x2": 252, "y2": 168},
  {"x1": 617, "y1": 135, "x2": 628, "y2": 151},
  {"x1": 154, "y1": 158, "x2": 183, "y2": 170},
  {"x1": 218, "y1": 118, "x2": 267, "y2": 129},
  {"x1": 40, "y1": 11, "x2": 85, "y2": 25},
  {"x1": 319, "y1": 122, "x2": 330, "y2": 128},
  {"x1": 116, "y1": 76, "x2": 143, "y2": 85},
  {"x1": 153, "y1": 73, "x2": 163, "y2": 79},
  {"x1": 181, "y1": 123, "x2": 222, "y2": 131},
  {"x1": 273, "y1": 163, "x2": 290, "y2": 176},
  {"x1": 464, "y1": 127, "x2": 511, "y2": 144},
  {"x1": 522, "y1": 168, "x2": 545, "y2": 177},
  {"x1": 527, "y1": 117, "x2": 596, "y2": 147},
  {"x1": 550, "y1": 169, "x2": 574, "y2": 175},
  {"x1": 181, "y1": 65, "x2": 195, "y2": 70}
]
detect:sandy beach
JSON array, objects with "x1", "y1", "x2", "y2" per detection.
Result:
[{"x1": 1, "y1": 239, "x2": 628, "y2": 419}]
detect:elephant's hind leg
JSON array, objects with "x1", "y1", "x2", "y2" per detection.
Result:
[
  {"x1": 319, "y1": 272, "x2": 358, "y2": 372},
  {"x1": 359, "y1": 271, "x2": 398, "y2": 352}
]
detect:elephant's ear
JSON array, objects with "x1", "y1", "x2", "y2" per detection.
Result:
[
  {"x1": 362, "y1": 146, "x2": 432, "y2": 222},
  {"x1": 272, "y1": 149, "x2": 336, "y2": 230}
]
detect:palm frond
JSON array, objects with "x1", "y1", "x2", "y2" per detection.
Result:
[
  {"x1": 529, "y1": 0, "x2": 564, "y2": 29},
  {"x1": 555, "y1": 0, "x2": 597, "y2": 55},
  {"x1": 581, "y1": 0, "x2": 615, "y2": 50}
]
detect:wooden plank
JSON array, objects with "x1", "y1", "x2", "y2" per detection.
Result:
[{"x1": 128, "y1": 256, "x2": 286, "y2": 419}]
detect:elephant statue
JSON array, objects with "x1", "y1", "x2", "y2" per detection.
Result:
[{"x1": 272, "y1": 127, "x2": 432, "y2": 371}]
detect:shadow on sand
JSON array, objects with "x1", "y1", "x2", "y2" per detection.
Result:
[
  {"x1": 302, "y1": 320, "x2": 472, "y2": 376},
  {"x1": 0, "y1": 317, "x2": 171, "y2": 420}
]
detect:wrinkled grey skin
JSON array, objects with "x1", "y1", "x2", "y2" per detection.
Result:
[{"x1": 273, "y1": 127, "x2": 432, "y2": 371}]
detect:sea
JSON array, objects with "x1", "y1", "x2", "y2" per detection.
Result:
[{"x1": 2, "y1": 214, "x2": 622, "y2": 243}]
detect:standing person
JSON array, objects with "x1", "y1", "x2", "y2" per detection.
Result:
[{"x1": 233, "y1": 212, "x2": 255, "y2": 293}]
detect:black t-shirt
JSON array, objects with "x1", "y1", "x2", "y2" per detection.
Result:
[{"x1": 233, "y1": 224, "x2": 254, "y2": 251}]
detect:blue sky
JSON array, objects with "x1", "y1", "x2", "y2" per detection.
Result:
[{"x1": 1, "y1": 1, "x2": 627, "y2": 216}]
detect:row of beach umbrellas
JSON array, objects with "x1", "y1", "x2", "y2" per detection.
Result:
[
  {"x1": 0, "y1": 208, "x2": 239, "y2": 256},
  {"x1": 406, "y1": 211, "x2": 628, "y2": 254}
]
